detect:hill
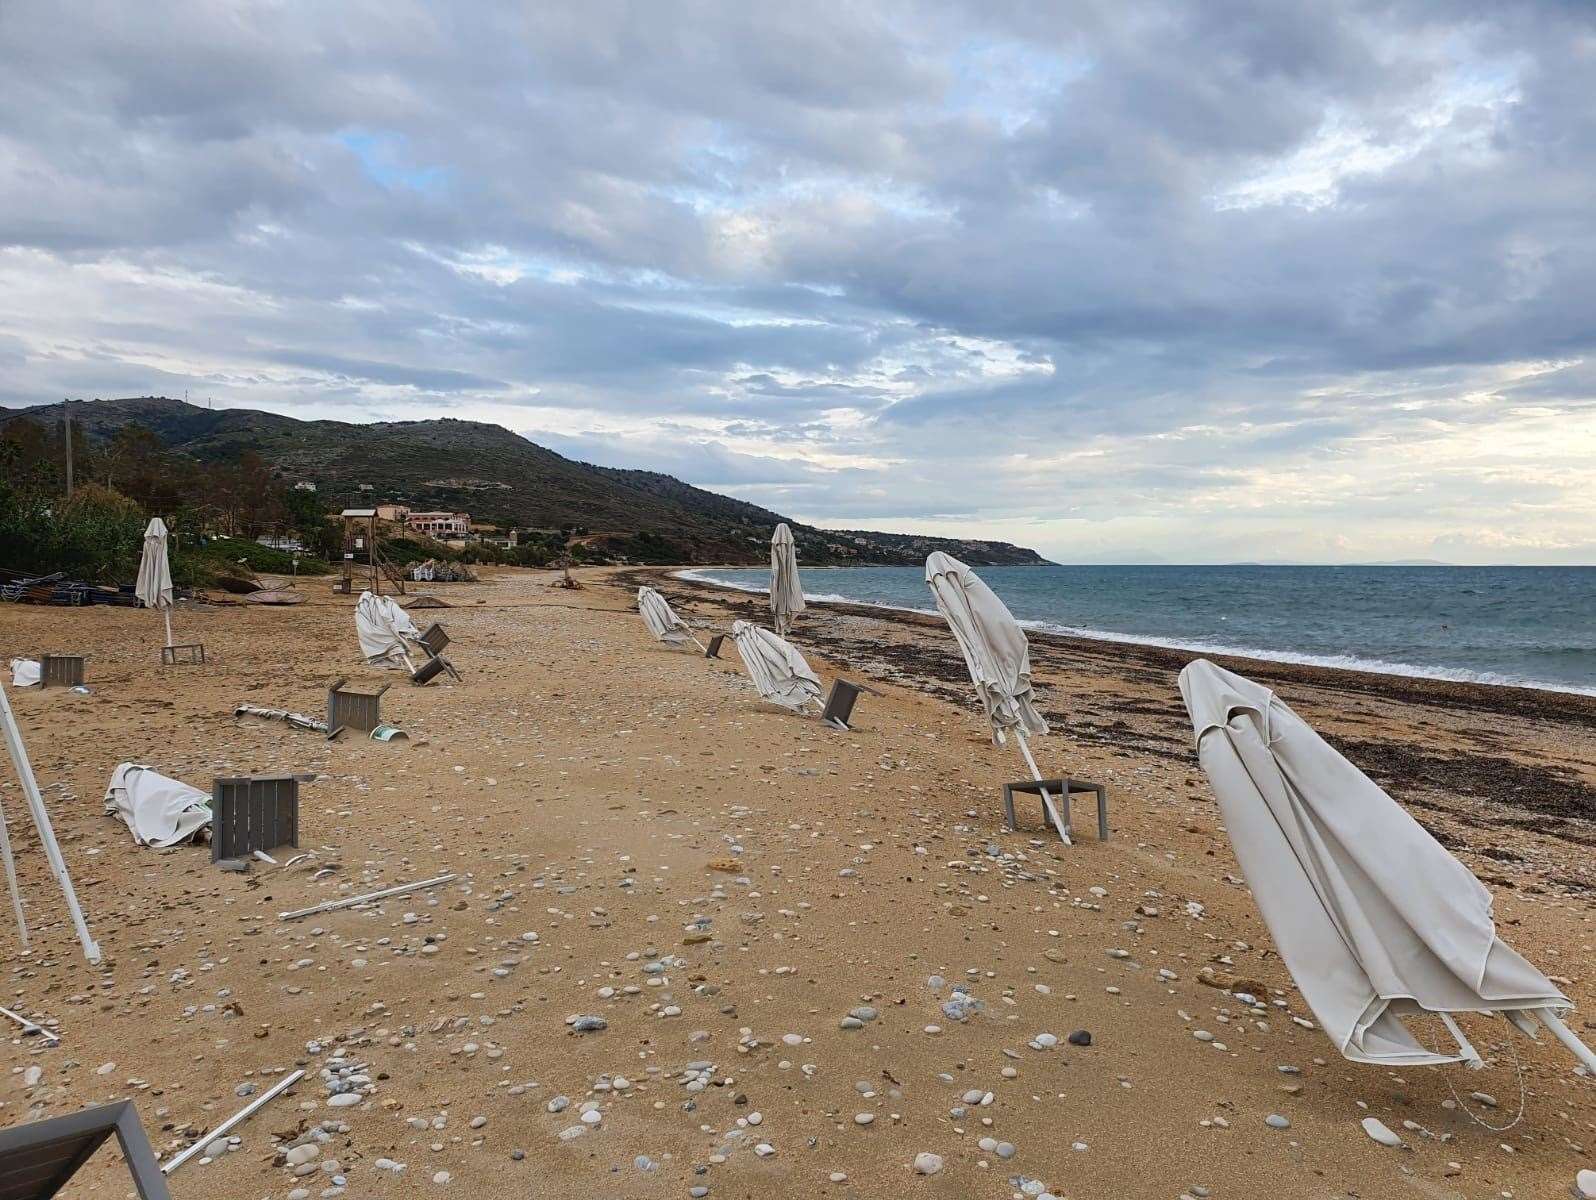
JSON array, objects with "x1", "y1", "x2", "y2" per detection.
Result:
[{"x1": 1, "y1": 397, "x2": 1047, "y2": 566}]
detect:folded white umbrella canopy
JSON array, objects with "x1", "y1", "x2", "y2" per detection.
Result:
[
  {"x1": 1179, "y1": 658, "x2": 1592, "y2": 1072},
  {"x1": 355, "y1": 590, "x2": 422, "y2": 670},
  {"x1": 769, "y1": 523, "x2": 805, "y2": 636},
  {"x1": 103, "y1": 763, "x2": 212, "y2": 848},
  {"x1": 136, "y1": 517, "x2": 176, "y2": 648},
  {"x1": 925, "y1": 552, "x2": 1070, "y2": 843},
  {"x1": 638, "y1": 586, "x2": 705, "y2": 652},
  {"x1": 729, "y1": 620, "x2": 822, "y2": 712}
]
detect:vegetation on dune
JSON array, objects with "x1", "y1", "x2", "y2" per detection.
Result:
[
  {"x1": 6, "y1": 397, "x2": 1048, "y2": 568},
  {"x1": 0, "y1": 416, "x2": 338, "y2": 585},
  {"x1": 0, "y1": 480, "x2": 149, "y2": 583},
  {"x1": 185, "y1": 538, "x2": 334, "y2": 580},
  {"x1": 0, "y1": 397, "x2": 1050, "y2": 582}
]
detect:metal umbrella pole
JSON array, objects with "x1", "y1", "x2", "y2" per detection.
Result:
[
  {"x1": 1537, "y1": 1007, "x2": 1596, "y2": 1074},
  {"x1": 0, "y1": 779, "x2": 29, "y2": 953},
  {"x1": 0, "y1": 686, "x2": 100, "y2": 963},
  {"x1": 1015, "y1": 730, "x2": 1072, "y2": 846}
]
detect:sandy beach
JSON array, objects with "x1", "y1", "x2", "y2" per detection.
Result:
[{"x1": 1, "y1": 565, "x2": 1591, "y2": 1199}]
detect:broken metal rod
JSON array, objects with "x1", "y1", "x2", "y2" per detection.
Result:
[
  {"x1": 0, "y1": 1003, "x2": 59, "y2": 1043},
  {"x1": 277, "y1": 873, "x2": 458, "y2": 921},
  {"x1": 161, "y1": 1067, "x2": 306, "y2": 1175}
]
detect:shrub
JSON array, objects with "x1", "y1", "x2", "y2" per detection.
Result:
[{"x1": 0, "y1": 481, "x2": 148, "y2": 583}]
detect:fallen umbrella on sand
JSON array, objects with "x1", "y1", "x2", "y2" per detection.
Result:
[
  {"x1": 729, "y1": 620, "x2": 823, "y2": 713},
  {"x1": 103, "y1": 763, "x2": 212, "y2": 848},
  {"x1": 356, "y1": 590, "x2": 424, "y2": 671},
  {"x1": 637, "y1": 586, "x2": 707, "y2": 652},
  {"x1": 235, "y1": 703, "x2": 328, "y2": 733}
]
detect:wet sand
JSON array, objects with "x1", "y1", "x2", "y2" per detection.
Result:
[{"x1": 0, "y1": 565, "x2": 1591, "y2": 1199}]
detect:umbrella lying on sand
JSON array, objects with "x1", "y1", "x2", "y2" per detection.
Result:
[
  {"x1": 356, "y1": 590, "x2": 422, "y2": 671},
  {"x1": 1179, "y1": 657, "x2": 1594, "y2": 1073},
  {"x1": 769, "y1": 523, "x2": 805, "y2": 637},
  {"x1": 925, "y1": 552, "x2": 1071, "y2": 844},
  {"x1": 638, "y1": 586, "x2": 706, "y2": 652},
  {"x1": 136, "y1": 517, "x2": 176, "y2": 649},
  {"x1": 729, "y1": 620, "x2": 822, "y2": 712}
]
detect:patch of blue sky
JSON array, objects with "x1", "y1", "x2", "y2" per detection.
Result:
[
  {"x1": 338, "y1": 129, "x2": 450, "y2": 193},
  {"x1": 608, "y1": 296, "x2": 829, "y2": 329},
  {"x1": 942, "y1": 37, "x2": 1083, "y2": 134}
]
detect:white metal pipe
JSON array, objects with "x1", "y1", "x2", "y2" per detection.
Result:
[
  {"x1": 1538, "y1": 1007, "x2": 1596, "y2": 1074},
  {"x1": 0, "y1": 686, "x2": 99, "y2": 963},
  {"x1": 278, "y1": 873, "x2": 458, "y2": 920},
  {"x1": 161, "y1": 1068, "x2": 305, "y2": 1174},
  {"x1": 1015, "y1": 731, "x2": 1072, "y2": 846},
  {"x1": 0, "y1": 1003, "x2": 57, "y2": 1042},
  {"x1": 162, "y1": 606, "x2": 173, "y2": 649},
  {"x1": 0, "y1": 787, "x2": 29, "y2": 953},
  {"x1": 1437, "y1": 1010, "x2": 1484, "y2": 1068}
]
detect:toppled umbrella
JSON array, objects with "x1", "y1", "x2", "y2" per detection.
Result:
[{"x1": 234, "y1": 704, "x2": 328, "y2": 734}]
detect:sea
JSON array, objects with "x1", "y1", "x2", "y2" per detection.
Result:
[{"x1": 680, "y1": 564, "x2": 1596, "y2": 696}]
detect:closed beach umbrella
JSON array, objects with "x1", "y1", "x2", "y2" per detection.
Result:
[
  {"x1": 729, "y1": 620, "x2": 822, "y2": 711},
  {"x1": 355, "y1": 590, "x2": 422, "y2": 670},
  {"x1": 925, "y1": 552, "x2": 1069, "y2": 843},
  {"x1": 136, "y1": 516, "x2": 175, "y2": 648},
  {"x1": 638, "y1": 586, "x2": 705, "y2": 651},
  {"x1": 769, "y1": 523, "x2": 805, "y2": 636},
  {"x1": 1179, "y1": 658, "x2": 1592, "y2": 1071}
]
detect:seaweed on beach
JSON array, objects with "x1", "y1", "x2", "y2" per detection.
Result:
[
  {"x1": 650, "y1": 566, "x2": 1596, "y2": 851},
  {"x1": 1329, "y1": 734, "x2": 1596, "y2": 826}
]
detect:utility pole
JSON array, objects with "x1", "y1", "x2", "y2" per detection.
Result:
[{"x1": 62, "y1": 399, "x2": 73, "y2": 499}]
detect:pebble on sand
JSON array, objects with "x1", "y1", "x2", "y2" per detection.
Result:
[
  {"x1": 1360, "y1": 1117, "x2": 1403, "y2": 1148},
  {"x1": 913, "y1": 1152, "x2": 944, "y2": 1175}
]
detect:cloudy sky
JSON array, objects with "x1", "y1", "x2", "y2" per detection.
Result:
[{"x1": 3, "y1": 2, "x2": 1593, "y2": 563}]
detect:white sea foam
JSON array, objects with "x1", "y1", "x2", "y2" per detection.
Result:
[
  {"x1": 675, "y1": 569, "x2": 1596, "y2": 697},
  {"x1": 1017, "y1": 619, "x2": 1596, "y2": 696}
]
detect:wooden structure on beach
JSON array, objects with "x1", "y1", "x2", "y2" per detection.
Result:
[{"x1": 336, "y1": 509, "x2": 406, "y2": 596}]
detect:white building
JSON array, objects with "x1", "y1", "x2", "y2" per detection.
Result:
[{"x1": 406, "y1": 510, "x2": 470, "y2": 538}]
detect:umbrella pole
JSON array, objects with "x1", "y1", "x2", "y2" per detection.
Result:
[
  {"x1": 163, "y1": 606, "x2": 173, "y2": 649},
  {"x1": 0, "y1": 792, "x2": 30, "y2": 953},
  {"x1": 1016, "y1": 731, "x2": 1072, "y2": 846},
  {"x1": 1537, "y1": 1007, "x2": 1596, "y2": 1074},
  {"x1": 0, "y1": 685, "x2": 99, "y2": 964},
  {"x1": 1437, "y1": 1011, "x2": 1484, "y2": 1068}
]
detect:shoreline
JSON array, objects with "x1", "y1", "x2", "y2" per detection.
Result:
[
  {"x1": 638, "y1": 564, "x2": 1596, "y2": 849},
  {"x1": 662, "y1": 566, "x2": 1596, "y2": 725}
]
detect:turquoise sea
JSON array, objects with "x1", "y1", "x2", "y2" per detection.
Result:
[{"x1": 683, "y1": 564, "x2": 1596, "y2": 695}]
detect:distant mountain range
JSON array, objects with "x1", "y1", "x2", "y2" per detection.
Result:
[{"x1": 2, "y1": 396, "x2": 1047, "y2": 567}]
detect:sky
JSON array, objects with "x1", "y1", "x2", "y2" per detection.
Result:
[{"x1": 2, "y1": 1, "x2": 1594, "y2": 564}]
